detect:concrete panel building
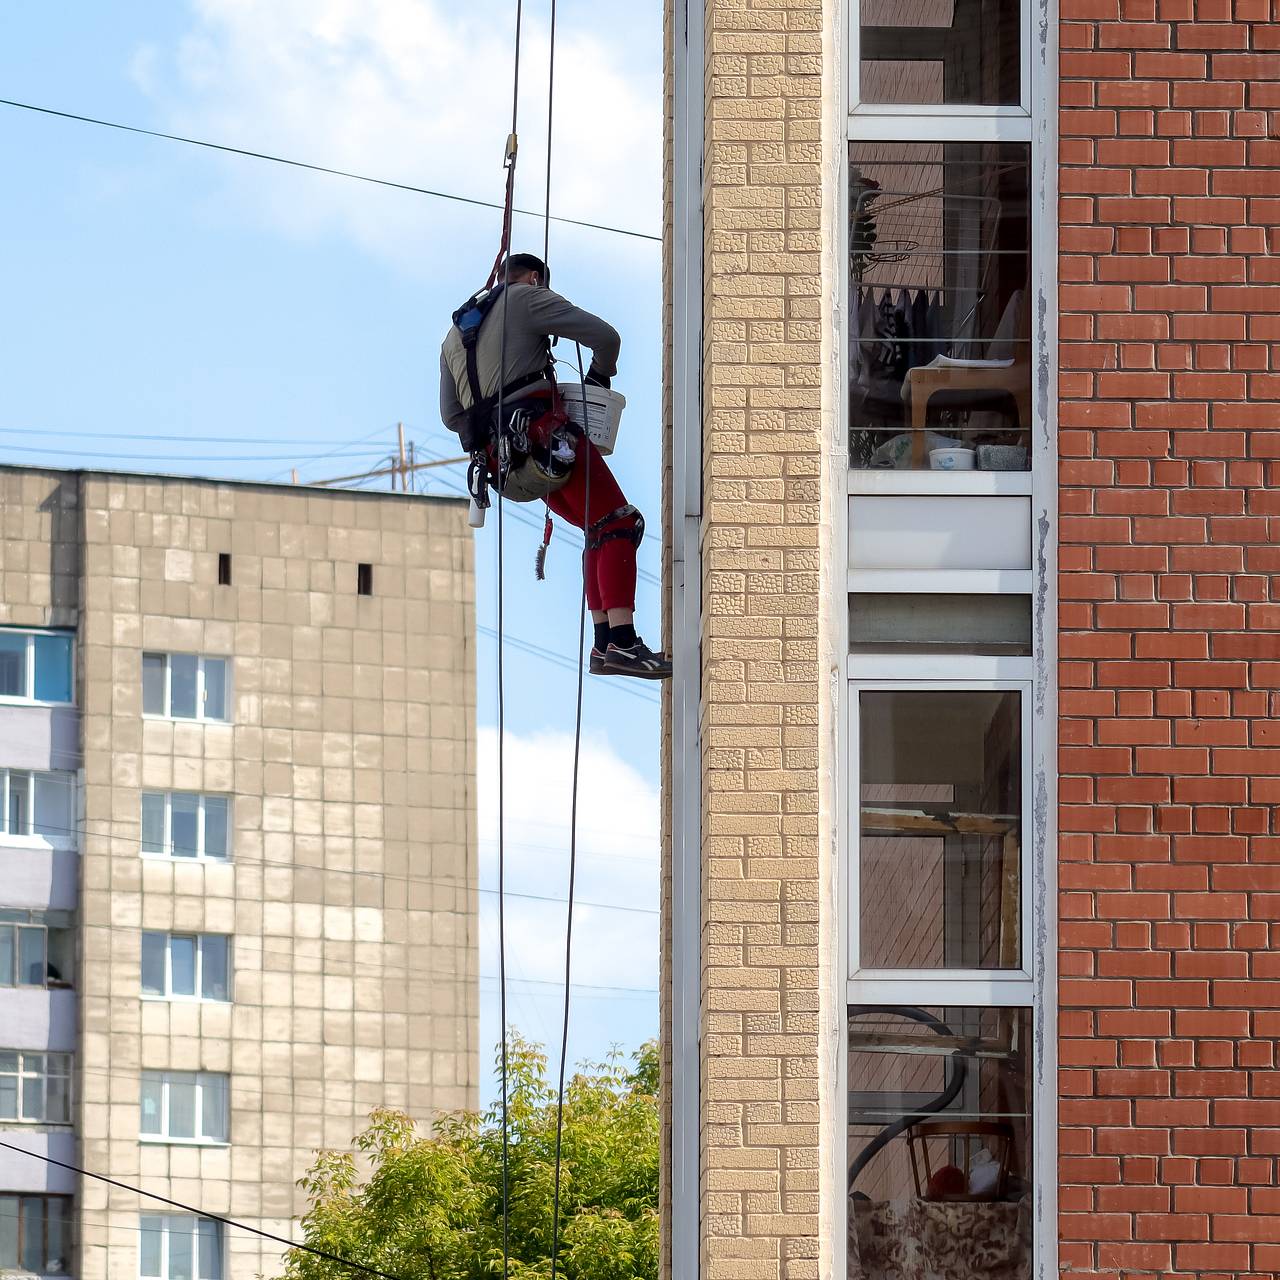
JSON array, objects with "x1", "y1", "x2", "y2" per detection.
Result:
[
  {"x1": 664, "y1": 0, "x2": 1279, "y2": 1277},
  {"x1": 0, "y1": 466, "x2": 477, "y2": 1278}
]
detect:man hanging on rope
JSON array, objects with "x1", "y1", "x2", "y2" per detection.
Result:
[{"x1": 441, "y1": 252, "x2": 671, "y2": 680}]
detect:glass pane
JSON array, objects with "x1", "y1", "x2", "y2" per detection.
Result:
[
  {"x1": 170, "y1": 655, "x2": 198, "y2": 719},
  {"x1": 0, "y1": 633, "x2": 26, "y2": 698},
  {"x1": 851, "y1": 594, "x2": 1033, "y2": 655},
  {"x1": 849, "y1": 143, "x2": 1030, "y2": 471},
  {"x1": 0, "y1": 929, "x2": 14, "y2": 987},
  {"x1": 171, "y1": 794, "x2": 199, "y2": 858},
  {"x1": 198, "y1": 1219, "x2": 223, "y2": 1280},
  {"x1": 170, "y1": 935, "x2": 197, "y2": 996},
  {"x1": 860, "y1": 0, "x2": 1020, "y2": 105},
  {"x1": 142, "y1": 653, "x2": 166, "y2": 715},
  {"x1": 141, "y1": 932, "x2": 167, "y2": 996},
  {"x1": 201, "y1": 936, "x2": 229, "y2": 1001},
  {"x1": 168, "y1": 1076, "x2": 197, "y2": 1138},
  {"x1": 203, "y1": 797, "x2": 229, "y2": 859},
  {"x1": 22, "y1": 1072, "x2": 44, "y2": 1122},
  {"x1": 8, "y1": 773, "x2": 28, "y2": 836},
  {"x1": 34, "y1": 774, "x2": 74, "y2": 842},
  {"x1": 141, "y1": 1075, "x2": 163, "y2": 1135},
  {"x1": 203, "y1": 658, "x2": 228, "y2": 722},
  {"x1": 19, "y1": 1197, "x2": 43, "y2": 1272},
  {"x1": 859, "y1": 689, "x2": 1021, "y2": 969},
  {"x1": 46, "y1": 1071, "x2": 68, "y2": 1123},
  {"x1": 18, "y1": 928, "x2": 44, "y2": 986},
  {"x1": 201, "y1": 1075, "x2": 228, "y2": 1142},
  {"x1": 46, "y1": 1199, "x2": 68, "y2": 1274},
  {"x1": 139, "y1": 1216, "x2": 164, "y2": 1278},
  {"x1": 0, "y1": 1076, "x2": 15, "y2": 1120},
  {"x1": 142, "y1": 793, "x2": 167, "y2": 855},
  {"x1": 848, "y1": 1005, "x2": 1032, "y2": 1277},
  {"x1": 169, "y1": 1219, "x2": 195, "y2": 1280},
  {"x1": 32, "y1": 634, "x2": 73, "y2": 704},
  {"x1": 0, "y1": 1196, "x2": 15, "y2": 1267}
]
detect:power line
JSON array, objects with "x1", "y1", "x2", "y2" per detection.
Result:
[
  {"x1": 0, "y1": 444, "x2": 393, "y2": 463},
  {"x1": 0, "y1": 98, "x2": 661, "y2": 245},
  {"x1": 0, "y1": 1140, "x2": 403, "y2": 1280}
]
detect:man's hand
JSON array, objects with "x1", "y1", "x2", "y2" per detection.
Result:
[{"x1": 584, "y1": 366, "x2": 611, "y2": 390}]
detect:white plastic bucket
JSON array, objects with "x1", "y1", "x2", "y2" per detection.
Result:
[{"x1": 559, "y1": 383, "x2": 625, "y2": 456}]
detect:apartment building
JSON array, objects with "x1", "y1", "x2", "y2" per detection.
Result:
[
  {"x1": 0, "y1": 466, "x2": 477, "y2": 1278},
  {"x1": 664, "y1": 1, "x2": 1278, "y2": 1278}
]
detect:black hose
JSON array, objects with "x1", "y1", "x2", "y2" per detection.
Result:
[{"x1": 847, "y1": 1006, "x2": 969, "y2": 1194}]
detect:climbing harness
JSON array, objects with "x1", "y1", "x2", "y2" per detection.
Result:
[{"x1": 586, "y1": 503, "x2": 645, "y2": 550}]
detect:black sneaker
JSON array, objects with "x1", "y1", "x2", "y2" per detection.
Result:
[
  {"x1": 589, "y1": 647, "x2": 608, "y2": 675},
  {"x1": 602, "y1": 639, "x2": 672, "y2": 681}
]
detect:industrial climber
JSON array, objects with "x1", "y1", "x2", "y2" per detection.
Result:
[{"x1": 441, "y1": 252, "x2": 671, "y2": 681}]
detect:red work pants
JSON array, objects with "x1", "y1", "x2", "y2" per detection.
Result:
[{"x1": 546, "y1": 442, "x2": 638, "y2": 613}]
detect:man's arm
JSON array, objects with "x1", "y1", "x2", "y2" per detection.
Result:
[
  {"x1": 523, "y1": 288, "x2": 621, "y2": 379},
  {"x1": 439, "y1": 351, "x2": 470, "y2": 441}
]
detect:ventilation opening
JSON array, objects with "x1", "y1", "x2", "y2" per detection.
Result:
[
  {"x1": 217, "y1": 553, "x2": 232, "y2": 586},
  {"x1": 357, "y1": 563, "x2": 373, "y2": 596}
]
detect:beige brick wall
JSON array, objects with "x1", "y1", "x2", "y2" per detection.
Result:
[
  {"x1": 1, "y1": 468, "x2": 478, "y2": 1279},
  {"x1": 663, "y1": 0, "x2": 834, "y2": 1277}
]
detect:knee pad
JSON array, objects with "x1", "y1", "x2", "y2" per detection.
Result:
[{"x1": 585, "y1": 504, "x2": 644, "y2": 551}]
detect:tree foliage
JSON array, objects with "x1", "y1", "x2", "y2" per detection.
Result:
[{"x1": 280, "y1": 1036, "x2": 660, "y2": 1280}]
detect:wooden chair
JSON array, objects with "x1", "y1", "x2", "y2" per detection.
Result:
[
  {"x1": 906, "y1": 1120, "x2": 1016, "y2": 1202},
  {"x1": 903, "y1": 292, "x2": 1032, "y2": 468}
]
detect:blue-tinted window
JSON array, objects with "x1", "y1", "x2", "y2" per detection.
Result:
[{"x1": 32, "y1": 634, "x2": 72, "y2": 704}]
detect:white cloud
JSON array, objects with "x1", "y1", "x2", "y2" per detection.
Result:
[{"x1": 132, "y1": 0, "x2": 660, "y2": 274}]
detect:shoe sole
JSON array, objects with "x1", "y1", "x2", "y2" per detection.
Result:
[{"x1": 601, "y1": 660, "x2": 672, "y2": 681}]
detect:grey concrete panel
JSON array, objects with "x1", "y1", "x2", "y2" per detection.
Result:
[
  {"x1": 0, "y1": 1130, "x2": 76, "y2": 1193},
  {"x1": 0, "y1": 707, "x2": 82, "y2": 772}
]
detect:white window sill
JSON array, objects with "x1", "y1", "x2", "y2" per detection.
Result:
[
  {"x1": 0, "y1": 697, "x2": 75, "y2": 710},
  {"x1": 140, "y1": 995, "x2": 232, "y2": 1005},
  {"x1": 139, "y1": 1135, "x2": 230, "y2": 1148},
  {"x1": 0, "y1": 1118, "x2": 73, "y2": 1128},
  {"x1": 0, "y1": 837, "x2": 78, "y2": 853},
  {"x1": 140, "y1": 852, "x2": 232, "y2": 865},
  {"x1": 140, "y1": 714, "x2": 230, "y2": 726}
]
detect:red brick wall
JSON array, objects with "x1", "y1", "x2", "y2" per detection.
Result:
[{"x1": 1059, "y1": 3, "x2": 1280, "y2": 1274}]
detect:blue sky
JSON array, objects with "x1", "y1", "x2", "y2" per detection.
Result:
[{"x1": 0, "y1": 0, "x2": 662, "y2": 1106}]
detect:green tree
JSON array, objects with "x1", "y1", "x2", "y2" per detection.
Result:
[{"x1": 280, "y1": 1036, "x2": 660, "y2": 1280}]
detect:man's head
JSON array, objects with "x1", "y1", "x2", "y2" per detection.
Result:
[{"x1": 503, "y1": 253, "x2": 549, "y2": 288}]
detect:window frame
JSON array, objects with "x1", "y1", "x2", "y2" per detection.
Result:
[
  {"x1": 0, "y1": 910, "x2": 75, "y2": 990},
  {"x1": 0, "y1": 1193, "x2": 73, "y2": 1274},
  {"x1": 0, "y1": 769, "x2": 78, "y2": 850},
  {"x1": 140, "y1": 792, "x2": 232, "y2": 862},
  {"x1": 0, "y1": 1050, "x2": 73, "y2": 1124},
  {"x1": 141, "y1": 653, "x2": 231, "y2": 724},
  {"x1": 138, "y1": 1214, "x2": 224, "y2": 1280},
  {"x1": 140, "y1": 933, "x2": 232, "y2": 1004},
  {"x1": 846, "y1": 672, "x2": 1035, "y2": 1006},
  {"x1": 0, "y1": 628, "x2": 75, "y2": 709},
  {"x1": 139, "y1": 1070, "x2": 230, "y2": 1146}
]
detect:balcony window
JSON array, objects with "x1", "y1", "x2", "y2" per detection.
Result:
[
  {"x1": 141, "y1": 654, "x2": 229, "y2": 722},
  {"x1": 849, "y1": 143, "x2": 1030, "y2": 471},
  {"x1": 139, "y1": 1215, "x2": 223, "y2": 1280},
  {"x1": 0, "y1": 911, "x2": 74, "y2": 988},
  {"x1": 0, "y1": 1194, "x2": 72, "y2": 1274},
  {"x1": 141, "y1": 933, "x2": 231, "y2": 1002},
  {"x1": 140, "y1": 1071, "x2": 229, "y2": 1144},
  {"x1": 0, "y1": 1051, "x2": 72, "y2": 1123},
  {"x1": 141, "y1": 793, "x2": 231, "y2": 861},
  {"x1": 0, "y1": 630, "x2": 73, "y2": 706},
  {"x1": 0, "y1": 770, "x2": 77, "y2": 848}
]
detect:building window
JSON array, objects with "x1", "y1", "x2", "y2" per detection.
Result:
[
  {"x1": 0, "y1": 629, "x2": 73, "y2": 706},
  {"x1": 139, "y1": 1215, "x2": 223, "y2": 1280},
  {"x1": 0, "y1": 910, "x2": 74, "y2": 988},
  {"x1": 0, "y1": 1194, "x2": 72, "y2": 1274},
  {"x1": 140, "y1": 933, "x2": 231, "y2": 1002},
  {"x1": 357, "y1": 562, "x2": 373, "y2": 596},
  {"x1": 0, "y1": 770, "x2": 76, "y2": 848},
  {"x1": 141, "y1": 653, "x2": 229, "y2": 722},
  {"x1": 0, "y1": 1051, "x2": 72, "y2": 1123},
  {"x1": 140, "y1": 1072, "x2": 229, "y2": 1144},
  {"x1": 849, "y1": 143, "x2": 1031, "y2": 470},
  {"x1": 216, "y1": 553, "x2": 231, "y2": 586},
  {"x1": 141, "y1": 793, "x2": 231, "y2": 861}
]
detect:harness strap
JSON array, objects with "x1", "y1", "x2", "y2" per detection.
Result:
[{"x1": 584, "y1": 503, "x2": 644, "y2": 550}]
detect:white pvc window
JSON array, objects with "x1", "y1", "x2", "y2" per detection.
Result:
[
  {"x1": 141, "y1": 654, "x2": 229, "y2": 722},
  {"x1": 139, "y1": 1215, "x2": 223, "y2": 1280},
  {"x1": 140, "y1": 1071, "x2": 229, "y2": 1144},
  {"x1": 0, "y1": 628, "x2": 74, "y2": 706},
  {"x1": 0, "y1": 910, "x2": 75, "y2": 989},
  {"x1": 140, "y1": 933, "x2": 231, "y2": 1002},
  {"x1": 0, "y1": 1051, "x2": 72, "y2": 1123},
  {"x1": 0, "y1": 770, "x2": 77, "y2": 848},
  {"x1": 141, "y1": 793, "x2": 231, "y2": 861}
]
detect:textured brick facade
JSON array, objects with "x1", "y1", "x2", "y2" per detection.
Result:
[{"x1": 1059, "y1": 12, "x2": 1280, "y2": 1277}]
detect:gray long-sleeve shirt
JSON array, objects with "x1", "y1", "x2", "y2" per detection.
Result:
[{"x1": 439, "y1": 282, "x2": 621, "y2": 444}]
